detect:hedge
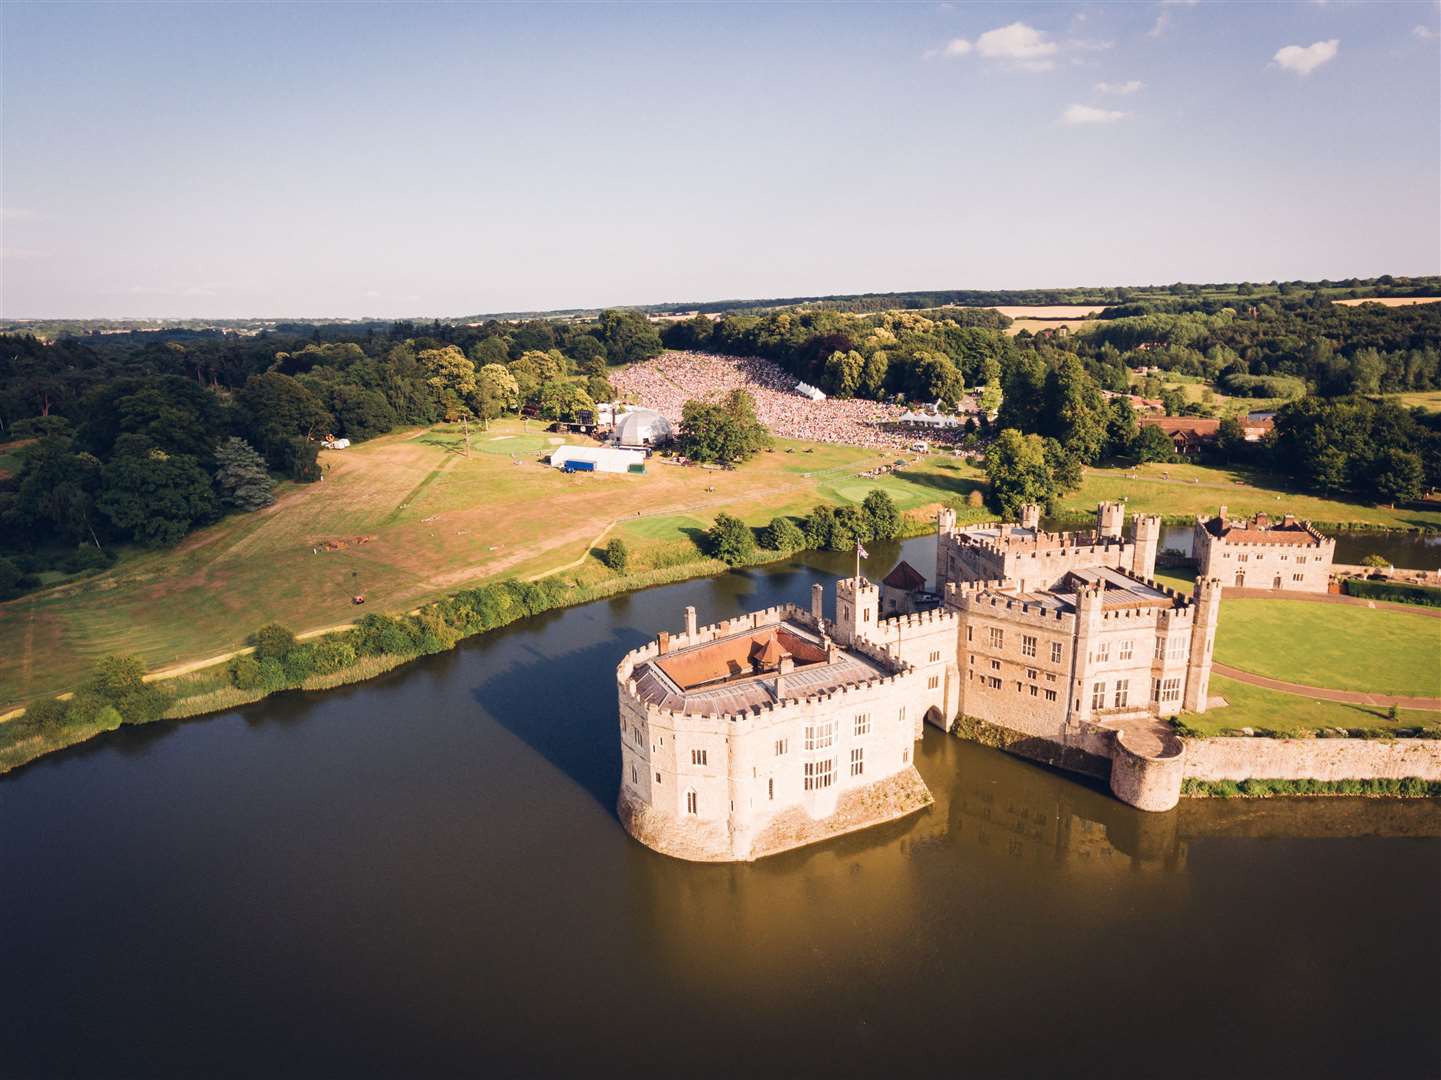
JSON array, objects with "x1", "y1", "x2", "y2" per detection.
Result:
[{"x1": 1342, "y1": 577, "x2": 1441, "y2": 608}]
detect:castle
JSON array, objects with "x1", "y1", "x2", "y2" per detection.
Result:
[
  {"x1": 1193, "y1": 507, "x2": 1335, "y2": 593},
  {"x1": 617, "y1": 502, "x2": 1221, "y2": 862}
]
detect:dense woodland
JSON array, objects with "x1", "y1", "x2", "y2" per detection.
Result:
[{"x1": 2, "y1": 281, "x2": 1440, "y2": 597}]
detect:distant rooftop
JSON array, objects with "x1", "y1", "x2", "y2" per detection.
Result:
[
  {"x1": 632, "y1": 621, "x2": 893, "y2": 715},
  {"x1": 988, "y1": 566, "x2": 1179, "y2": 613},
  {"x1": 1201, "y1": 511, "x2": 1325, "y2": 546}
]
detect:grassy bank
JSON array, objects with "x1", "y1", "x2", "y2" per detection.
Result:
[
  {"x1": 1178, "y1": 676, "x2": 1440, "y2": 739},
  {"x1": 1182, "y1": 777, "x2": 1441, "y2": 798}
]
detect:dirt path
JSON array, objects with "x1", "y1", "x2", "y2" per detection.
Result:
[{"x1": 1211, "y1": 663, "x2": 1441, "y2": 712}]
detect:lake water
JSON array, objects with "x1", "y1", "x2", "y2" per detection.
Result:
[{"x1": 2, "y1": 537, "x2": 1438, "y2": 1077}]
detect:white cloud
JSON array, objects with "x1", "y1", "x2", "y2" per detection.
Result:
[
  {"x1": 1147, "y1": 0, "x2": 1198, "y2": 39},
  {"x1": 1095, "y1": 79, "x2": 1143, "y2": 95},
  {"x1": 976, "y1": 22, "x2": 1058, "y2": 61},
  {"x1": 1272, "y1": 38, "x2": 1340, "y2": 75},
  {"x1": 1062, "y1": 103, "x2": 1128, "y2": 125},
  {"x1": 944, "y1": 37, "x2": 972, "y2": 56},
  {"x1": 1414, "y1": 24, "x2": 1438, "y2": 40}
]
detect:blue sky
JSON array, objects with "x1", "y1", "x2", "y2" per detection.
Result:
[{"x1": 2, "y1": 1, "x2": 1438, "y2": 318}]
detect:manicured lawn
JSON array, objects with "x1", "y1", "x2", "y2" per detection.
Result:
[
  {"x1": 1185, "y1": 675, "x2": 1440, "y2": 738},
  {"x1": 1214, "y1": 599, "x2": 1441, "y2": 697}
]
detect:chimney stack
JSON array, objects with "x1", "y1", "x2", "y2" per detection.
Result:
[
  {"x1": 684, "y1": 605, "x2": 697, "y2": 637},
  {"x1": 657, "y1": 630, "x2": 670, "y2": 655},
  {"x1": 811, "y1": 583, "x2": 824, "y2": 624},
  {"x1": 775, "y1": 655, "x2": 794, "y2": 701}
]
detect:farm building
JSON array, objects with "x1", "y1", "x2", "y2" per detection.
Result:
[
  {"x1": 613, "y1": 408, "x2": 673, "y2": 448},
  {"x1": 550, "y1": 445, "x2": 647, "y2": 474}
]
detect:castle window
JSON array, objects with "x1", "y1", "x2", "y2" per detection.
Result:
[
  {"x1": 768, "y1": 778, "x2": 774, "y2": 801},
  {"x1": 631, "y1": 764, "x2": 638, "y2": 784},
  {"x1": 929, "y1": 650, "x2": 941, "y2": 663},
  {"x1": 903, "y1": 747, "x2": 910, "y2": 764},
  {"x1": 1168, "y1": 636, "x2": 1185, "y2": 661},
  {"x1": 656, "y1": 773, "x2": 661, "y2": 784},
  {"x1": 855, "y1": 713, "x2": 871, "y2": 736},
  {"x1": 1044, "y1": 689, "x2": 1057, "y2": 702},
  {"x1": 1296, "y1": 556, "x2": 1307, "y2": 565},
  {"x1": 989, "y1": 627, "x2": 1004, "y2": 649},
  {"x1": 988, "y1": 676, "x2": 1002, "y2": 689},
  {"x1": 966, "y1": 626, "x2": 973, "y2": 642},
  {"x1": 1026, "y1": 668, "x2": 1037, "y2": 681},
  {"x1": 1119, "y1": 640, "x2": 1133, "y2": 661},
  {"x1": 1091, "y1": 682, "x2": 1106, "y2": 710},
  {"x1": 1154, "y1": 677, "x2": 1182, "y2": 703},
  {"x1": 1093, "y1": 641, "x2": 1110, "y2": 663},
  {"x1": 804, "y1": 759, "x2": 835, "y2": 791},
  {"x1": 775, "y1": 738, "x2": 789, "y2": 756},
  {"x1": 1114, "y1": 680, "x2": 1129, "y2": 709},
  {"x1": 1293, "y1": 573, "x2": 1304, "y2": 582},
  {"x1": 863, "y1": 609, "x2": 871, "y2": 622},
  {"x1": 1050, "y1": 641, "x2": 1062, "y2": 664},
  {"x1": 691, "y1": 749, "x2": 708, "y2": 766},
  {"x1": 899, "y1": 707, "x2": 906, "y2": 724},
  {"x1": 928, "y1": 675, "x2": 940, "y2": 690},
  {"x1": 1046, "y1": 672, "x2": 1056, "y2": 683},
  {"x1": 1238, "y1": 553, "x2": 1249, "y2": 563},
  {"x1": 686, "y1": 790, "x2": 698, "y2": 814},
  {"x1": 990, "y1": 659, "x2": 1001, "y2": 671},
  {"x1": 1029, "y1": 685, "x2": 1039, "y2": 697},
  {"x1": 850, "y1": 747, "x2": 864, "y2": 777},
  {"x1": 1022, "y1": 634, "x2": 1037, "y2": 658},
  {"x1": 805, "y1": 722, "x2": 834, "y2": 751},
  {"x1": 1155, "y1": 637, "x2": 1166, "y2": 660}
]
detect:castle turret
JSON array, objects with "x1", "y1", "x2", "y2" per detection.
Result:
[
  {"x1": 810, "y1": 583, "x2": 824, "y2": 625},
  {"x1": 1184, "y1": 577, "x2": 1222, "y2": 713},
  {"x1": 1097, "y1": 501, "x2": 1126, "y2": 540},
  {"x1": 1130, "y1": 513, "x2": 1162, "y2": 580},
  {"x1": 936, "y1": 506, "x2": 957, "y2": 588},
  {"x1": 1072, "y1": 583, "x2": 1106, "y2": 721},
  {"x1": 834, "y1": 576, "x2": 879, "y2": 647},
  {"x1": 1019, "y1": 503, "x2": 1041, "y2": 530}
]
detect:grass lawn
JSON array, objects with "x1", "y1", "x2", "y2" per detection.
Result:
[
  {"x1": 1185, "y1": 675, "x2": 1440, "y2": 738},
  {"x1": 1059, "y1": 460, "x2": 1441, "y2": 529},
  {"x1": 1382, "y1": 390, "x2": 1441, "y2": 414},
  {"x1": 1214, "y1": 599, "x2": 1441, "y2": 697}
]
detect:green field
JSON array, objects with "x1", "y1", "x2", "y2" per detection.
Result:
[
  {"x1": 3, "y1": 420, "x2": 1437, "y2": 710},
  {"x1": 1214, "y1": 599, "x2": 1441, "y2": 697},
  {"x1": 1186, "y1": 676, "x2": 1440, "y2": 738}
]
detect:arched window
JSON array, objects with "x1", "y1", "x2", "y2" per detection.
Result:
[{"x1": 685, "y1": 790, "x2": 698, "y2": 815}]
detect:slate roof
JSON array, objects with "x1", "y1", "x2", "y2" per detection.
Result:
[{"x1": 881, "y1": 560, "x2": 927, "y2": 592}]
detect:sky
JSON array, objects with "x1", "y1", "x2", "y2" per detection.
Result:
[{"x1": 1, "y1": 0, "x2": 1438, "y2": 319}]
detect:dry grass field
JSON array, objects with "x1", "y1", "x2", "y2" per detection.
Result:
[
  {"x1": 985, "y1": 304, "x2": 1107, "y2": 318},
  {"x1": 3, "y1": 415, "x2": 1436, "y2": 709},
  {"x1": 1332, "y1": 296, "x2": 1441, "y2": 308},
  {"x1": 1004, "y1": 317, "x2": 1099, "y2": 337}
]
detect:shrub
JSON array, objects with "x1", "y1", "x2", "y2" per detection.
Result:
[
  {"x1": 22, "y1": 697, "x2": 68, "y2": 730},
  {"x1": 965, "y1": 489, "x2": 984, "y2": 509},
  {"x1": 600, "y1": 538, "x2": 630, "y2": 573},
  {"x1": 283, "y1": 644, "x2": 316, "y2": 683},
  {"x1": 257, "y1": 658, "x2": 289, "y2": 690},
  {"x1": 353, "y1": 614, "x2": 418, "y2": 656},
  {"x1": 707, "y1": 513, "x2": 755, "y2": 566},
  {"x1": 230, "y1": 655, "x2": 265, "y2": 690},
  {"x1": 760, "y1": 516, "x2": 805, "y2": 553},
  {"x1": 311, "y1": 639, "x2": 357, "y2": 674},
  {"x1": 87, "y1": 654, "x2": 169, "y2": 723},
  {"x1": 251, "y1": 623, "x2": 297, "y2": 662},
  {"x1": 1343, "y1": 578, "x2": 1441, "y2": 608}
]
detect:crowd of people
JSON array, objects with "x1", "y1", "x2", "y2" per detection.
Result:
[{"x1": 610, "y1": 351, "x2": 971, "y2": 451}]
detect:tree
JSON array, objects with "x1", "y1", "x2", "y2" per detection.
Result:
[
  {"x1": 984, "y1": 428, "x2": 1056, "y2": 519},
  {"x1": 1104, "y1": 398, "x2": 1138, "y2": 457},
  {"x1": 600, "y1": 537, "x2": 629, "y2": 572},
  {"x1": 586, "y1": 375, "x2": 615, "y2": 403},
  {"x1": 599, "y1": 309, "x2": 663, "y2": 365},
  {"x1": 861, "y1": 489, "x2": 901, "y2": 541},
  {"x1": 760, "y1": 516, "x2": 805, "y2": 553},
  {"x1": 707, "y1": 512, "x2": 755, "y2": 566},
  {"x1": 804, "y1": 505, "x2": 838, "y2": 551},
  {"x1": 10, "y1": 436, "x2": 103, "y2": 546},
  {"x1": 1132, "y1": 424, "x2": 1176, "y2": 463},
  {"x1": 823, "y1": 350, "x2": 865, "y2": 398},
  {"x1": 1371, "y1": 447, "x2": 1423, "y2": 505},
  {"x1": 678, "y1": 389, "x2": 771, "y2": 464},
  {"x1": 238, "y1": 372, "x2": 332, "y2": 468},
  {"x1": 86, "y1": 653, "x2": 168, "y2": 723},
  {"x1": 1214, "y1": 416, "x2": 1247, "y2": 461},
  {"x1": 1040, "y1": 356, "x2": 1107, "y2": 464},
  {"x1": 327, "y1": 384, "x2": 396, "y2": 440},
  {"x1": 537, "y1": 381, "x2": 594, "y2": 423},
  {"x1": 0, "y1": 555, "x2": 27, "y2": 600},
  {"x1": 251, "y1": 623, "x2": 297, "y2": 662},
  {"x1": 1360, "y1": 553, "x2": 1392, "y2": 569},
  {"x1": 569, "y1": 334, "x2": 608, "y2": 372},
  {"x1": 97, "y1": 447, "x2": 217, "y2": 547},
  {"x1": 420, "y1": 346, "x2": 477, "y2": 420},
  {"x1": 475, "y1": 364, "x2": 520, "y2": 424},
  {"x1": 213, "y1": 437, "x2": 275, "y2": 512}
]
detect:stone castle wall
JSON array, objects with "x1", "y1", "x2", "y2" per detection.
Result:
[
  {"x1": 1193, "y1": 520, "x2": 1334, "y2": 594},
  {"x1": 1183, "y1": 737, "x2": 1441, "y2": 783}
]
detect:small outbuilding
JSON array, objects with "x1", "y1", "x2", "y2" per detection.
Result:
[
  {"x1": 550, "y1": 445, "x2": 647, "y2": 475},
  {"x1": 613, "y1": 408, "x2": 673, "y2": 448}
]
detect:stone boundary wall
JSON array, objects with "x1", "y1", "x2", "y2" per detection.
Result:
[{"x1": 1182, "y1": 737, "x2": 1441, "y2": 783}]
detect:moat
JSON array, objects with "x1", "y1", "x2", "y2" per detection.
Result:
[{"x1": 2, "y1": 537, "x2": 1438, "y2": 1077}]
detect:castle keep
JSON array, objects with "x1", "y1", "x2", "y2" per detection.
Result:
[
  {"x1": 618, "y1": 502, "x2": 1222, "y2": 862},
  {"x1": 1193, "y1": 507, "x2": 1335, "y2": 593}
]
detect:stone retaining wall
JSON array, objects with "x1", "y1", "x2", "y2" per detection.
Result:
[{"x1": 1182, "y1": 737, "x2": 1441, "y2": 782}]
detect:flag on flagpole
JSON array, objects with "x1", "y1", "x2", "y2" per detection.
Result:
[{"x1": 857, "y1": 541, "x2": 869, "y2": 559}]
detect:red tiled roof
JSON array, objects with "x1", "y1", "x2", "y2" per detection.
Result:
[
  {"x1": 881, "y1": 560, "x2": 927, "y2": 591},
  {"x1": 1139, "y1": 417, "x2": 1221, "y2": 436}
]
